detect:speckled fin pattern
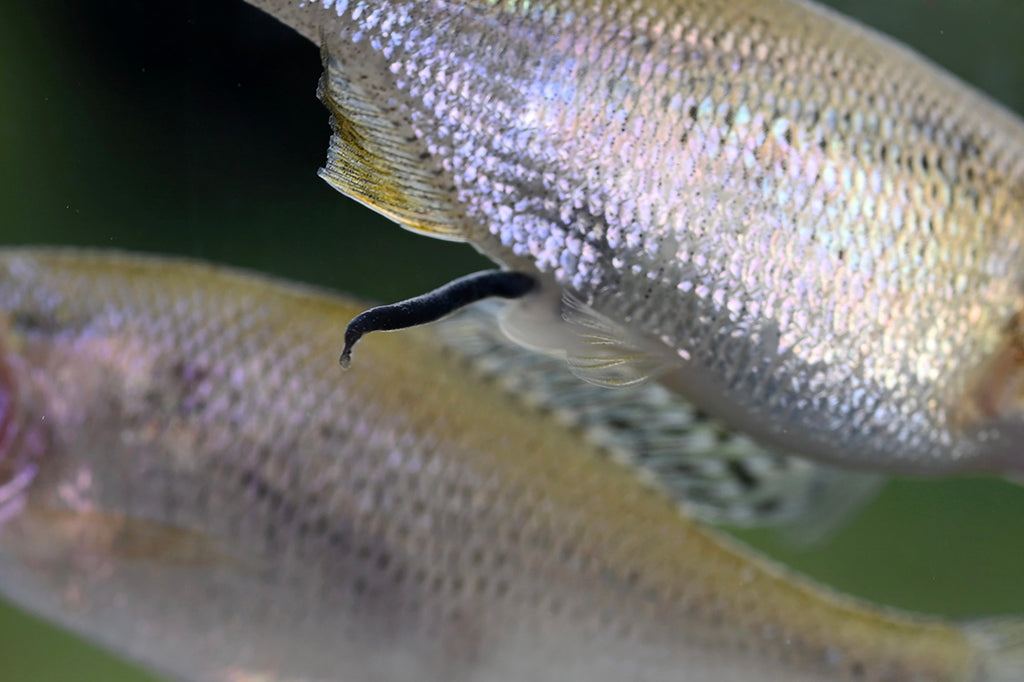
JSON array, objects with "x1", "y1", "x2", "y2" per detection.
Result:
[{"x1": 440, "y1": 301, "x2": 882, "y2": 536}]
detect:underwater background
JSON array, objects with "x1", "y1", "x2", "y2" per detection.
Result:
[{"x1": 1, "y1": 1, "x2": 1023, "y2": 679}]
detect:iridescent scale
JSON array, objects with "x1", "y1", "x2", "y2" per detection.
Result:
[{"x1": 275, "y1": 0, "x2": 1024, "y2": 473}]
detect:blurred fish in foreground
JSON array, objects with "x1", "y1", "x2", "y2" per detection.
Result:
[
  {"x1": 245, "y1": 0, "x2": 1024, "y2": 478},
  {"x1": 0, "y1": 248, "x2": 1019, "y2": 682}
]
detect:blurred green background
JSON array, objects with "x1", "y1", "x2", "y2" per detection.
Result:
[{"x1": 1, "y1": 1, "x2": 1023, "y2": 679}]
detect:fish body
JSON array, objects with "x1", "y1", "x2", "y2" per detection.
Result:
[
  {"x1": 244, "y1": 0, "x2": 1024, "y2": 475},
  {"x1": 0, "y1": 248, "x2": 1020, "y2": 682}
]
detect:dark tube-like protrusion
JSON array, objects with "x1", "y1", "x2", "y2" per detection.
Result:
[{"x1": 339, "y1": 270, "x2": 536, "y2": 369}]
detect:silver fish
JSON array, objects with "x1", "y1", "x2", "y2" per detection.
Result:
[
  {"x1": 0, "y1": 248, "x2": 1020, "y2": 681},
  {"x1": 243, "y1": 0, "x2": 1024, "y2": 477}
]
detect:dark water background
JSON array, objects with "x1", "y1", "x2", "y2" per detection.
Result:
[{"x1": 1, "y1": 1, "x2": 1023, "y2": 679}]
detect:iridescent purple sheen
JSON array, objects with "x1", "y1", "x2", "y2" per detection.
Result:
[{"x1": 249, "y1": 0, "x2": 1024, "y2": 475}]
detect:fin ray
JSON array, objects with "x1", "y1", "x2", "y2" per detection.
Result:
[
  {"x1": 561, "y1": 292, "x2": 674, "y2": 388},
  {"x1": 497, "y1": 287, "x2": 676, "y2": 388},
  {"x1": 317, "y1": 48, "x2": 466, "y2": 239}
]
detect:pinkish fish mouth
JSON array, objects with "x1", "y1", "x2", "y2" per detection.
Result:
[{"x1": 0, "y1": 349, "x2": 37, "y2": 525}]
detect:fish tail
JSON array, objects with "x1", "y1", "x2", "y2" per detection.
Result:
[{"x1": 965, "y1": 618, "x2": 1024, "y2": 681}]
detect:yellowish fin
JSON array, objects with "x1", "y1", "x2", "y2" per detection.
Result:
[{"x1": 317, "y1": 47, "x2": 467, "y2": 240}]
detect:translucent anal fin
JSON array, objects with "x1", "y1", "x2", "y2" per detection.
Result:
[
  {"x1": 317, "y1": 48, "x2": 467, "y2": 239},
  {"x1": 498, "y1": 284, "x2": 579, "y2": 355},
  {"x1": 561, "y1": 293, "x2": 675, "y2": 388},
  {"x1": 497, "y1": 287, "x2": 677, "y2": 388}
]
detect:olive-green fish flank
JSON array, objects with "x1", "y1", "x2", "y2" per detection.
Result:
[
  {"x1": 245, "y1": 0, "x2": 1024, "y2": 476},
  {"x1": 0, "y1": 249, "x2": 1020, "y2": 682}
]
